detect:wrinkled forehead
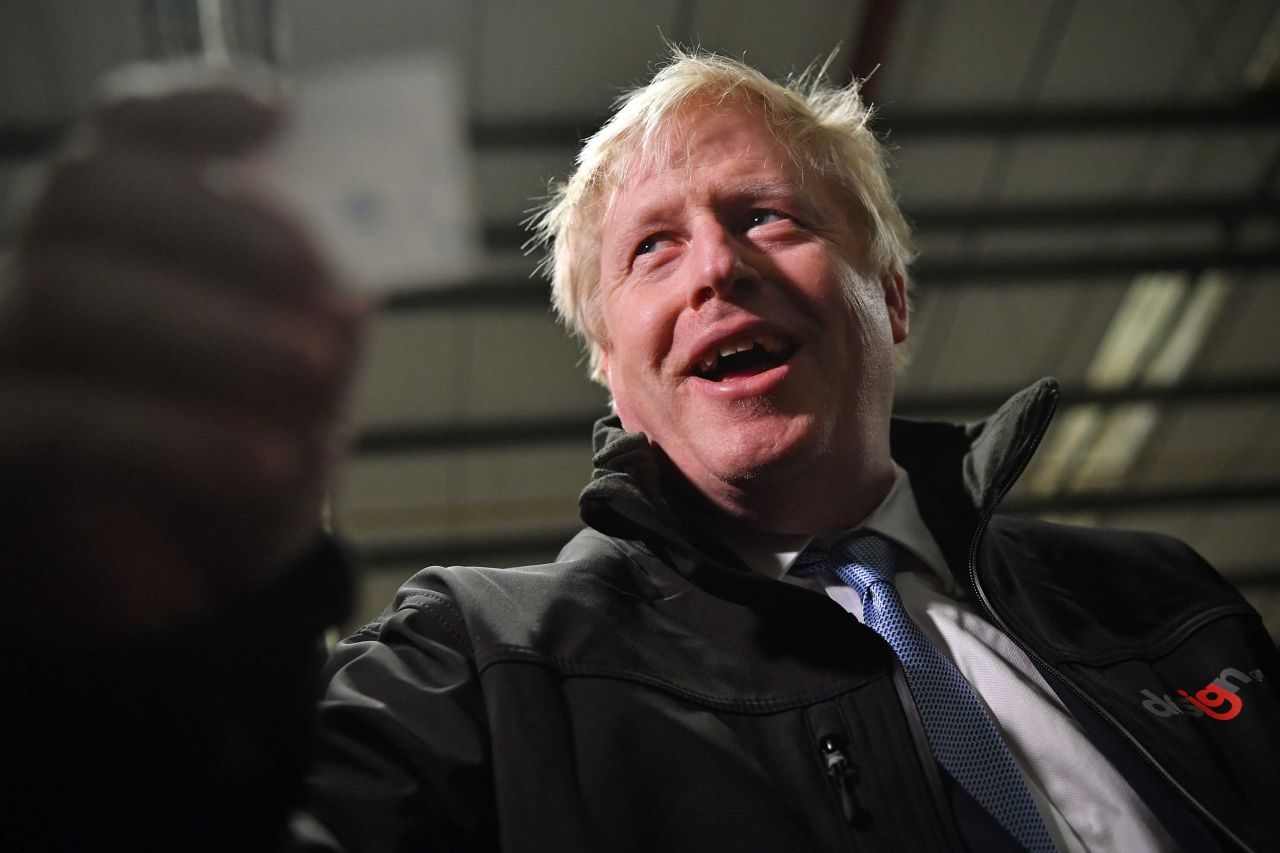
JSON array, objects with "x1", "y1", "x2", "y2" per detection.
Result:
[
  {"x1": 596, "y1": 98, "x2": 864, "y2": 266},
  {"x1": 607, "y1": 97, "x2": 806, "y2": 206}
]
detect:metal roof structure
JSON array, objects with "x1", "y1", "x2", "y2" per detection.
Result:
[{"x1": 3, "y1": 0, "x2": 1278, "y2": 639}]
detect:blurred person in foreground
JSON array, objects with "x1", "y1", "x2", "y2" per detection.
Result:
[{"x1": 3, "y1": 49, "x2": 1277, "y2": 852}]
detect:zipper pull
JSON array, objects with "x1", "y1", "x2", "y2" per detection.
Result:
[{"x1": 819, "y1": 735, "x2": 868, "y2": 828}]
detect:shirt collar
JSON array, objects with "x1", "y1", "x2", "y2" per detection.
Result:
[
  {"x1": 725, "y1": 464, "x2": 958, "y2": 594},
  {"x1": 854, "y1": 464, "x2": 957, "y2": 593}
]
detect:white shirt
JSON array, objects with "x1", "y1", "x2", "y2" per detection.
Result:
[{"x1": 727, "y1": 465, "x2": 1178, "y2": 853}]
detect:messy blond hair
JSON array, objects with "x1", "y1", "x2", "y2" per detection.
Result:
[{"x1": 529, "y1": 47, "x2": 915, "y2": 385}]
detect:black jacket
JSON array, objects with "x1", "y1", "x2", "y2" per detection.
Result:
[
  {"x1": 301, "y1": 378, "x2": 1280, "y2": 852},
  {"x1": 8, "y1": 380, "x2": 1278, "y2": 852}
]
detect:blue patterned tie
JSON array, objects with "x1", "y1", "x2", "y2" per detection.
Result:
[{"x1": 797, "y1": 534, "x2": 1056, "y2": 853}]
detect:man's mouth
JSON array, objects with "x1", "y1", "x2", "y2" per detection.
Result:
[{"x1": 693, "y1": 333, "x2": 795, "y2": 381}]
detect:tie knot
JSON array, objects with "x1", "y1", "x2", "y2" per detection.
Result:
[
  {"x1": 791, "y1": 534, "x2": 897, "y2": 595},
  {"x1": 790, "y1": 545, "x2": 832, "y2": 578},
  {"x1": 830, "y1": 534, "x2": 896, "y2": 599}
]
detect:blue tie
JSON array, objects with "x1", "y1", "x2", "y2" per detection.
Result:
[{"x1": 797, "y1": 534, "x2": 1056, "y2": 853}]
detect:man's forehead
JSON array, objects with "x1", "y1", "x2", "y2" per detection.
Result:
[
  {"x1": 634, "y1": 100, "x2": 794, "y2": 175},
  {"x1": 605, "y1": 103, "x2": 816, "y2": 217}
]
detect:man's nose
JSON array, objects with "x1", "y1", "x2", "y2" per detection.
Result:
[{"x1": 688, "y1": 225, "x2": 758, "y2": 308}]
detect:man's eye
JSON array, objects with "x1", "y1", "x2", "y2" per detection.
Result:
[
  {"x1": 744, "y1": 209, "x2": 789, "y2": 230},
  {"x1": 635, "y1": 234, "x2": 672, "y2": 257}
]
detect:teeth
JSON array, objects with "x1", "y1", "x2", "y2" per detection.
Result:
[
  {"x1": 697, "y1": 334, "x2": 788, "y2": 375},
  {"x1": 716, "y1": 335, "x2": 784, "y2": 358},
  {"x1": 758, "y1": 334, "x2": 784, "y2": 354}
]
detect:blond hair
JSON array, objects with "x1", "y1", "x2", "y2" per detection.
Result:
[{"x1": 528, "y1": 47, "x2": 915, "y2": 384}]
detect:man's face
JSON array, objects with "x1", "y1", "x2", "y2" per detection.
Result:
[{"x1": 597, "y1": 103, "x2": 908, "y2": 522}]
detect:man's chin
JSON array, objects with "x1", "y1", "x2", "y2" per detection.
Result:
[{"x1": 701, "y1": 415, "x2": 832, "y2": 485}]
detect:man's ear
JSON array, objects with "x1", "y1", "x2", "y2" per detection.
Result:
[
  {"x1": 882, "y1": 270, "x2": 909, "y2": 344},
  {"x1": 599, "y1": 348, "x2": 612, "y2": 388},
  {"x1": 599, "y1": 349, "x2": 637, "y2": 428},
  {"x1": 600, "y1": 348, "x2": 618, "y2": 410}
]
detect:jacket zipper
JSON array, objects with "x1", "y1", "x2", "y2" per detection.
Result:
[
  {"x1": 966, "y1": 386, "x2": 1255, "y2": 853},
  {"x1": 818, "y1": 734, "x2": 867, "y2": 829},
  {"x1": 890, "y1": 661, "x2": 964, "y2": 849}
]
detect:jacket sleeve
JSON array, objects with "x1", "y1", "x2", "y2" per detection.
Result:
[
  {"x1": 291, "y1": 585, "x2": 498, "y2": 853},
  {"x1": 1, "y1": 537, "x2": 352, "y2": 853}
]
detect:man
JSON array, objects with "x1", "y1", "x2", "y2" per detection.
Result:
[{"x1": 3, "y1": 51, "x2": 1278, "y2": 852}]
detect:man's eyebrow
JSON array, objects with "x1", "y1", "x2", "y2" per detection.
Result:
[
  {"x1": 605, "y1": 203, "x2": 671, "y2": 247},
  {"x1": 733, "y1": 178, "x2": 828, "y2": 219},
  {"x1": 736, "y1": 178, "x2": 807, "y2": 199}
]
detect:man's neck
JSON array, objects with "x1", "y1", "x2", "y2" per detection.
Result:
[{"x1": 673, "y1": 454, "x2": 898, "y2": 546}]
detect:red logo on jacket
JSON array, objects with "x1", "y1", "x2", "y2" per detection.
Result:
[{"x1": 1140, "y1": 667, "x2": 1264, "y2": 720}]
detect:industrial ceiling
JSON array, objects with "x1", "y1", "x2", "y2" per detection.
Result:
[{"x1": 3, "y1": 0, "x2": 1278, "y2": 640}]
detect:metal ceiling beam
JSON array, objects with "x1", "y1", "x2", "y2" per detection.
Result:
[
  {"x1": 348, "y1": 529, "x2": 582, "y2": 570},
  {"x1": 5, "y1": 92, "x2": 1278, "y2": 160},
  {"x1": 1004, "y1": 480, "x2": 1280, "y2": 515},
  {"x1": 381, "y1": 247, "x2": 1280, "y2": 313},
  {"x1": 353, "y1": 373, "x2": 1280, "y2": 455},
  {"x1": 1225, "y1": 565, "x2": 1280, "y2": 592},
  {"x1": 468, "y1": 96, "x2": 1280, "y2": 149},
  {"x1": 880, "y1": 95, "x2": 1280, "y2": 136},
  {"x1": 0, "y1": 125, "x2": 59, "y2": 159},
  {"x1": 382, "y1": 274, "x2": 551, "y2": 312},
  {"x1": 915, "y1": 248, "x2": 1280, "y2": 283},
  {"x1": 480, "y1": 194, "x2": 1280, "y2": 252},
  {"x1": 2, "y1": 192, "x2": 1271, "y2": 249},
  {"x1": 905, "y1": 196, "x2": 1280, "y2": 230},
  {"x1": 356, "y1": 414, "x2": 596, "y2": 454},
  {"x1": 897, "y1": 374, "x2": 1280, "y2": 418}
]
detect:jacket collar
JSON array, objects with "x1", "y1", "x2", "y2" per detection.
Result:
[{"x1": 579, "y1": 377, "x2": 1060, "y2": 578}]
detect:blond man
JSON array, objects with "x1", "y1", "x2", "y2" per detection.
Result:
[{"x1": 4, "y1": 51, "x2": 1277, "y2": 852}]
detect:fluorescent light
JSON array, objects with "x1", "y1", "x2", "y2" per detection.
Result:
[
  {"x1": 1069, "y1": 403, "x2": 1160, "y2": 490},
  {"x1": 1040, "y1": 511, "x2": 1102, "y2": 528},
  {"x1": 1086, "y1": 273, "x2": 1188, "y2": 389},
  {"x1": 1025, "y1": 270, "x2": 1231, "y2": 502},
  {"x1": 1144, "y1": 272, "x2": 1231, "y2": 386},
  {"x1": 1025, "y1": 405, "x2": 1102, "y2": 496},
  {"x1": 1245, "y1": 7, "x2": 1280, "y2": 89}
]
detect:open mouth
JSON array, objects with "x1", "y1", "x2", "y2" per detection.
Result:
[{"x1": 693, "y1": 333, "x2": 795, "y2": 382}]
